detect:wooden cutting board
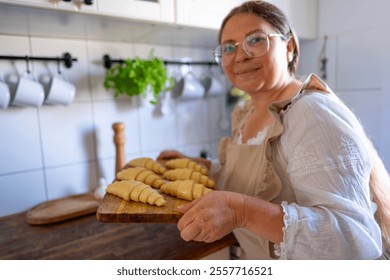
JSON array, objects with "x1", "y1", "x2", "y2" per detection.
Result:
[
  {"x1": 96, "y1": 192, "x2": 189, "y2": 223},
  {"x1": 26, "y1": 193, "x2": 100, "y2": 225}
]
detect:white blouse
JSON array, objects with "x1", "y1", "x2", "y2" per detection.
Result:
[{"x1": 211, "y1": 74, "x2": 383, "y2": 259}]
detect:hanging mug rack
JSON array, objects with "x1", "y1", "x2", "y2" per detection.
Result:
[
  {"x1": 0, "y1": 52, "x2": 78, "y2": 69},
  {"x1": 102, "y1": 54, "x2": 217, "y2": 69}
]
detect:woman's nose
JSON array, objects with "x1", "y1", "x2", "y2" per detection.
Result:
[{"x1": 234, "y1": 44, "x2": 250, "y2": 63}]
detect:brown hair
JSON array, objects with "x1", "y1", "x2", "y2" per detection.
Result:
[{"x1": 218, "y1": 0, "x2": 299, "y2": 75}]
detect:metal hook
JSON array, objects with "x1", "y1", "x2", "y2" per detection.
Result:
[
  {"x1": 320, "y1": 35, "x2": 328, "y2": 80},
  {"x1": 57, "y1": 58, "x2": 62, "y2": 74},
  {"x1": 25, "y1": 56, "x2": 31, "y2": 74}
]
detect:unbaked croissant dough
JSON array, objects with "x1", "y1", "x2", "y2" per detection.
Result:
[
  {"x1": 117, "y1": 167, "x2": 164, "y2": 188},
  {"x1": 166, "y1": 158, "x2": 208, "y2": 175},
  {"x1": 163, "y1": 168, "x2": 216, "y2": 189},
  {"x1": 106, "y1": 180, "x2": 166, "y2": 206},
  {"x1": 128, "y1": 157, "x2": 166, "y2": 175},
  {"x1": 160, "y1": 180, "x2": 212, "y2": 201}
]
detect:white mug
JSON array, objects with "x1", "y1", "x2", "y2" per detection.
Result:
[
  {"x1": 13, "y1": 72, "x2": 45, "y2": 107},
  {"x1": 0, "y1": 76, "x2": 10, "y2": 109},
  {"x1": 45, "y1": 72, "x2": 76, "y2": 106},
  {"x1": 176, "y1": 72, "x2": 205, "y2": 100}
]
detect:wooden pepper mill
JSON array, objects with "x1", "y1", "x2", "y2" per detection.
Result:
[{"x1": 112, "y1": 122, "x2": 126, "y2": 174}]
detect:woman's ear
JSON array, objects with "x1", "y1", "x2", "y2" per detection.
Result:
[
  {"x1": 286, "y1": 37, "x2": 295, "y2": 63},
  {"x1": 287, "y1": 52, "x2": 294, "y2": 63}
]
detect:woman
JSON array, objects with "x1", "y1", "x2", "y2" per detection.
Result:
[{"x1": 158, "y1": 1, "x2": 390, "y2": 259}]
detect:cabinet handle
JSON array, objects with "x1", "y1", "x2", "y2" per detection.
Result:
[{"x1": 62, "y1": 0, "x2": 94, "y2": 4}]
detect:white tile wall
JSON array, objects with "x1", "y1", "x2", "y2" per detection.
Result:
[
  {"x1": 45, "y1": 162, "x2": 99, "y2": 200},
  {"x1": 0, "y1": 108, "x2": 43, "y2": 174},
  {"x1": 337, "y1": 90, "x2": 383, "y2": 150},
  {"x1": 0, "y1": 34, "x2": 229, "y2": 217},
  {"x1": 299, "y1": 0, "x2": 390, "y2": 170},
  {"x1": 0, "y1": 170, "x2": 46, "y2": 217},
  {"x1": 39, "y1": 103, "x2": 95, "y2": 167}
]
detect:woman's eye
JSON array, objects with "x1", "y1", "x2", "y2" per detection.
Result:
[
  {"x1": 223, "y1": 44, "x2": 236, "y2": 54},
  {"x1": 247, "y1": 35, "x2": 265, "y2": 46}
]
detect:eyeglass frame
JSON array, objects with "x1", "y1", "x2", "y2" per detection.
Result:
[{"x1": 213, "y1": 32, "x2": 288, "y2": 66}]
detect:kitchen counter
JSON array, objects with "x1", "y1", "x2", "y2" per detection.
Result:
[{"x1": 0, "y1": 212, "x2": 237, "y2": 260}]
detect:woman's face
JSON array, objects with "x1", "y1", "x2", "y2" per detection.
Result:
[{"x1": 220, "y1": 13, "x2": 292, "y2": 96}]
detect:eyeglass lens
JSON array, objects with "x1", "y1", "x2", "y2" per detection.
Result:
[{"x1": 214, "y1": 32, "x2": 270, "y2": 66}]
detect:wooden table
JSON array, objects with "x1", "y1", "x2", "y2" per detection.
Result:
[{"x1": 0, "y1": 211, "x2": 237, "y2": 260}]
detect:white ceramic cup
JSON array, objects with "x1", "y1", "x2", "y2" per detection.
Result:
[
  {"x1": 13, "y1": 72, "x2": 45, "y2": 107},
  {"x1": 45, "y1": 72, "x2": 76, "y2": 106},
  {"x1": 176, "y1": 72, "x2": 205, "y2": 100},
  {"x1": 0, "y1": 76, "x2": 10, "y2": 109}
]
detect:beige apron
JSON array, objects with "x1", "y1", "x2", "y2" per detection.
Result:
[{"x1": 217, "y1": 100, "x2": 289, "y2": 259}]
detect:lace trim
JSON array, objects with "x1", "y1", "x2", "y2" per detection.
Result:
[
  {"x1": 236, "y1": 126, "x2": 270, "y2": 145},
  {"x1": 274, "y1": 201, "x2": 298, "y2": 260}
]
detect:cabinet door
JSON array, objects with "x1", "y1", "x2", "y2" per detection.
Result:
[
  {"x1": 0, "y1": 0, "x2": 57, "y2": 8},
  {"x1": 57, "y1": 0, "x2": 97, "y2": 13},
  {"x1": 268, "y1": 0, "x2": 317, "y2": 39},
  {"x1": 0, "y1": 0, "x2": 96, "y2": 13},
  {"x1": 97, "y1": 0, "x2": 175, "y2": 23},
  {"x1": 175, "y1": 0, "x2": 245, "y2": 30}
]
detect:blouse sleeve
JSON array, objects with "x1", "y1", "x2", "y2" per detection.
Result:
[{"x1": 276, "y1": 91, "x2": 383, "y2": 259}]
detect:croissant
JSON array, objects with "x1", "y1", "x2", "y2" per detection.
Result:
[
  {"x1": 163, "y1": 168, "x2": 216, "y2": 189},
  {"x1": 166, "y1": 158, "x2": 208, "y2": 175},
  {"x1": 117, "y1": 167, "x2": 164, "y2": 188},
  {"x1": 160, "y1": 180, "x2": 212, "y2": 201},
  {"x1": 106, "y1": 180, "x2": 166, "y2": 206},
  {"x1": 128, "y1": 157, "x2": 166, "y2": 175}
]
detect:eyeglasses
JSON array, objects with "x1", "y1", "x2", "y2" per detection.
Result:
[{"x1": 213, "y1": 32, "x2": 286, "y2": 66}]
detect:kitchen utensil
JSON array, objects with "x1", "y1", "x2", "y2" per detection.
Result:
[
  {"x1": 201, "y1": 66, "x2": 224, "y2": 97},
  {"x1": 219, "y1": 92, "x2": 230, "y2": 130},
  {"x1": 176, "y1": 71, "x2": 205, "y2": 100}
]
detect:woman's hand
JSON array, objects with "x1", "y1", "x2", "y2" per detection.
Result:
[
  {"x1": 157, "y1": 150, "x2": 187, "y2": 160},
  {"x1": 157, "y1": 150, "x2": 211, "y2": 170},
  {"x1": 177, "y1": 191, "x2": 285, "y2": 244},
  {"x1": 177, "y1": 191, "x2": 246, "y2": 243}
]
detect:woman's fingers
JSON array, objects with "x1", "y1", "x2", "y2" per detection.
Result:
[
  {"x1": 179, "y1": 218, "x2": 203, "y2": 241},
  {"x1": 176, "y1": 191, "x2": 242, "y2": 243},
  {"x1": 177, "y1": 197, "x2": 201, "y2": 213},
  {"x1": 156, "y1": 150, "x2": 185, "y2": 160}
]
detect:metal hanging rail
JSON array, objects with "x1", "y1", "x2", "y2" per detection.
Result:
[
  {"x1": 103, "y1": 54, "x2": 217, "y2": 69},
  {"x1": 0, "y1": 52, "x2": 77, "y2": 68}
]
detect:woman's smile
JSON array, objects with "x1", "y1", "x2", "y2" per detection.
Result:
[{"x1": 234, "y1": 66, "x2": 261, "y2": 78}]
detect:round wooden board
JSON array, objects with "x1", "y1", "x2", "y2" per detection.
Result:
[{"x1": 26, "y1": 193, "x2": 100, "y2": 225}]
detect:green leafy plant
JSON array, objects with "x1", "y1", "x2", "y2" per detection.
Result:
[
  {"x1": 103, "y1": 50, "x2": 174, "y2": 105},
  {"x1": 230, "y1": 87, "x2": 251, "y2": 101}
]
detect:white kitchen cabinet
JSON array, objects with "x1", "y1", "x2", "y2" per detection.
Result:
[
  {"x1": 57, "y1": 0, "x2": 97, "y2": 13},
  {"x1": 175, "y1": 0, "x2": 245, "y2": 30},
  {"x1": 0, "y1": 0, "x2": 97, "y2": 13},
  {"x1": 0, "y1": 0, "x2": 56, "y2": 8},
  {"x1": 268, "y1": 0, "x2": 317, "y2": 39},
  {"x1": 97, "y1": 0, "x2": 175, "y2": 24},
  {"x1": 175, "y1": 0, "x2": 317, "y2": 39}
]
